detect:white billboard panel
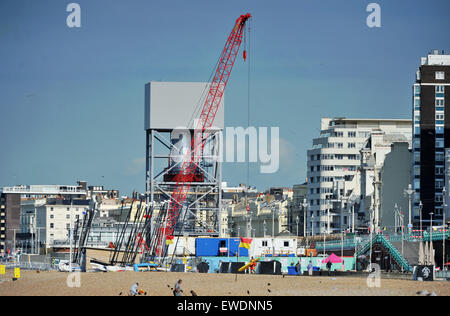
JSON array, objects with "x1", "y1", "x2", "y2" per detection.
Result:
[{"x1": 145, "y1": 82, "x2": 225, "y2": 130}]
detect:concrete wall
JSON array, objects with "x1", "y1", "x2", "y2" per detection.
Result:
[
  {"x1": 380, "y1": 143, "x2": 412, "y2": 233},
  {"x1": 199, "y1": 255, "x2": 356, "y2": 274}
]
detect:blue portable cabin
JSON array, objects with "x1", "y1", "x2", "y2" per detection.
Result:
[{"x1": 195, "y1": 237, "x2": 249, "y2": 257}]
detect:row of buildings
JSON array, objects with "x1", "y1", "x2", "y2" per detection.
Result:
[
  {"x1": 304, "y1": 50, "x2": 450, "y2": 236},
  {"x1": 1, "y1": 50, "x2": 449, "y2": 257},
  {"x1": 0, "y1": 181, "x2": 300, "y2": 255}
]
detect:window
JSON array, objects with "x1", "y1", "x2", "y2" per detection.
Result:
[
  {"x1": 414, "y1": 115, "x2": 420, "y2": 124},
  {"x1": 436, "y1": 153, "x2": 445, "y2": 161},
  {"x1": 358, "y1": 131, "x2": 370, "y2": 138},
  {"x1": 348, "y1": 143, "x2": 356, "y2": 148},
  {"x1": 414, "y1": 85, "x2": 421, "y2": 96},
  {"x1": 436, "y1": 99, "x2": 444, "y2": 107},
  {"x1": 283, "y1": 241, "x2": 289, "y2": 247},
  {"x1": 414, "y1": 152, "x2": 420, "y2": 162},
  {"x1": 436, "y1": 166, "x2": 444, "y2": 175},
  {"x1": 436, "y1": 180, "x2": 444, "y2": 189},
  {"x1": 436, "y1": 126, "x2": 444, "y2": 134},
  {"x1": 50, "y1": 223, "x2": 54, "y2": 229},
  {"x1": 348, "y1": 131, "x2": 356, "y2": 138},
  {"x1": 262, "y1": 241, "x2": 268, "y2": 247},
  {"x1": 414, "y1": 98, "x2": 421, "y2": 110},
  {"x1": 435, "y1": 195, "x2": 443, "y2": 203},
  {"x1": 66, "y1": 214, "x2": 70, "y2": 219},
  {"x1": 50, "y1": 214, "x2": 54, "y2": 219},
  {"x1": 333, "y1": 131, "x2": 343, "y2": 137},
  {"x1": 436, "y1": 72, "x2": 445, "y2": 80},
  {"x1": 436, "y1": 85, "x2": 444, "y2": 93},
  {"x1": 436, "y1": 114, "x2": 444, "y2": 120},
  {"x1": 337, "y1": 143, "x2": 343, "y2": 149},
  {"x1": 335, "y1": 154, "x2": 343, "y2": 160},
  {"x1": 436, "y1": 139, "x2": 444, "y2": 148}
]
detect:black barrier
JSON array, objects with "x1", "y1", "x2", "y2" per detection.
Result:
[
  {"x1": 258, "y1": 261, "x2": 282, "y2": 275},
  {"x1": 219, "y1": 262, "x2": 230, "y2": 273},
  {"x1": 197, "y1": 262, "x2": 209, "y2": 273},
  {"x1": 230, "y1": 262, "x2": 246, "y2": 273},
  {"x1": 170, "y1": 264, "x2": 185, "y2": 272},
  {"x1": 415, "y1": 265, "x2": 434, "y2": 281}
]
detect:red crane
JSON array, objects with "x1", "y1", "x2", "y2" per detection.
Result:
[{"x1": 162, "y1": 13, "x2": 252, "y2": 246}]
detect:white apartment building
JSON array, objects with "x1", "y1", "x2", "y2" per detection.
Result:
[
  {"x1": 21, "y1": 198, "x2": 90, "y2": 248},
  {"x1": 306, "y1": 118, "x2": 411, "y2": 235}
]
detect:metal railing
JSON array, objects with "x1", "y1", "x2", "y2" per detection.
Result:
[
  {"x1": 435, "y1": 270, "x2": 450, "y2": 279},
  {"x1": 314, "y1": 230, "x2": 449, "y2": 251},
  {"x1": 2, "y1": 262, "x2": 58, "y2": 271}
]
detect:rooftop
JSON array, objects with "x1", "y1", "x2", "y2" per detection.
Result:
[{"x1": 421, "y1": 50, "x2": 450, "y2": 66}]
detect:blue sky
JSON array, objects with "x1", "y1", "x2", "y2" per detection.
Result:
[{"x1": 1, "y1": 0, "x2": 449, "y2": 195}]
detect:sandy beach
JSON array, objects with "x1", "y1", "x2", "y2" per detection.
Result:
[{"x1": 0, "y1": 269, "x2": 448, "y2": 296}]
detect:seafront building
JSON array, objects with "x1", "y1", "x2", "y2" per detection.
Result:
[
  {"x1": 0, "y1": 182, "x2": 123, "y2": 254},
  {"x1": 306, "y1": 117, "x2": 411, "y2": 235},
  {"x1": 412, "y1": 50, "x2": 450, "y2": 227}
]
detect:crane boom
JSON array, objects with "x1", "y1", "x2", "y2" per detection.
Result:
[{"x1": 164, "y1": 13, "x2": 251, "y2": 242}]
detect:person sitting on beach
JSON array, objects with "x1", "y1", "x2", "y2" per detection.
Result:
[{"x1": 130, "y1": 282, "x2": 139, "y2": 296}]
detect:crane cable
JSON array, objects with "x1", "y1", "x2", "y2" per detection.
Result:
[{"x1": 245, "y1": 19, "x2": 251, "y2": 235}]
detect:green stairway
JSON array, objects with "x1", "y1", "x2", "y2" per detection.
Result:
[{"x1": 356, "y1": 234, "x2": 411, "y2": 272}]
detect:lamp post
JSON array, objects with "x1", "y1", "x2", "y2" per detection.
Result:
[
  {"x1": 69, "y1": 200, "x2": 73, "y2": 273},
  {"x1": 369, "y1": 208, "x2": 374, "y2": 270},
  {"x1": 394, "y1": 203, "x2": 398, "y2": 234},
  {"x1": 430, "y1": 212, "x2": 434, "y2": 236},
  {"x1": 442, "y1": 187, "x2": 446, "y2": 271},
  {"x1": 404, "y1": 184, "x2": 415, "y2": 231},
  {"x1": 296, "y1": 216, "x2": 299, "y2": 237},
  {"x1": 272, "y1": 205, "x2": 275, "y2": 238},
  {"x1": 302, "y1": 199, "x2": 308, "y2": 238},
  {"x1": 399, "y1": 210, "x2": 404, "y2": 273},
  {"x1": 352, "y1": 202, "x2": 355, "y2": 233},
  {"x1": 311, "y1": 213, "x2": 315, "y2": 238},
  {"x1": 419, "y1": 201, "x2": 423, "y2": 239},
  {"x1": 327, "y1": 199, "x2": 331, "y2": 235}
]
